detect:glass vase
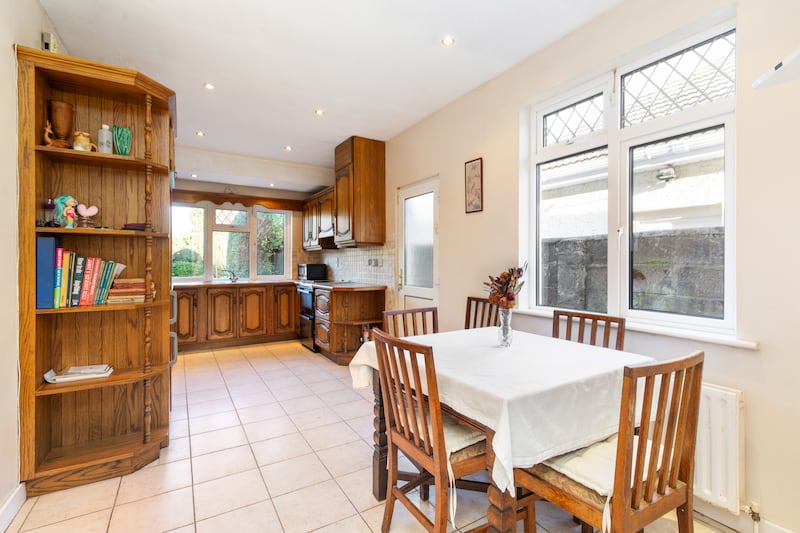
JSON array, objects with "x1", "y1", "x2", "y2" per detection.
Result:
[{"x1": 498, "y1": 307, "x2": 513, "y2": 347}]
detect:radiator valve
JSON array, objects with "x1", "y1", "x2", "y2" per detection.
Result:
[{"x1": 743, "y1": 502, "x2": 761, "y2": 522}]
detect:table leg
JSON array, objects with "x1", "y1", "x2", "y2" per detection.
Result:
[
  {"x1": 487, "y1": 481, "x2": 517, "y2": 533},
  {"x1": 371, "y1": 368, "x2": 388, "y2": 501}
]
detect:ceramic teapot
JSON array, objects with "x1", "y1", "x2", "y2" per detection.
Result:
[{"x1": 72, "y1": 131, "x2": 97, "y2": 151}]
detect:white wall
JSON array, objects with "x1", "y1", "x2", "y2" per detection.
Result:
[
  {"x1": 0, "y1": 0, "x2": 64, "y2": 526},
  {"x1": 385, "y1": 0, "x2": 800, "y2": 531}
]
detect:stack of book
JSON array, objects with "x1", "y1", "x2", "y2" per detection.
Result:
[
  {"x1": 35, "y1": 236, "x2": 128, "y2": 309},
  {"x1": 106, "y1": 278, "x2": 156, "y2": 304},
  {"x1": 44, "y1": 364, "x2": 114, "y2": 383}
]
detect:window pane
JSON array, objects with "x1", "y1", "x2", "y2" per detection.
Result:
[
  {"x1": 537, "y1": 147, "x2": 608, "y2": 312},
  {"x1": 171, "y1": 206, "x2": 204, "y2": 278},
  {"x1": 404, "y1": 192, "x2": 434, "y2": 288},
  {"x1": 622, "y1": 30, "x2": 735, "y2": 127},
  {"x1": 212, "y1": 231, "x2": 250, "y2": 279},
  {"x1": 543, "y1": 93, "x2": 604, "y2": 146},
  {"x1": 256, "y1": 211, "x2": 286, "y2": 276},
  {"x1": 630, "y1": 126, "x2": 725, "y2": 318},
  {"x1": 215, "y1": 208, "x2": 247, "y2": 226}
]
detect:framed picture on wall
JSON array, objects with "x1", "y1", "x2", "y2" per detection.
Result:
[{"x1": 465, "y1": 157, "x2": 483, "y2": 213}]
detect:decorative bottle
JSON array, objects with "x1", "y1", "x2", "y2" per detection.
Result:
[{"x1": 97, "y1": 124, "x2": 113, "y2": 153}]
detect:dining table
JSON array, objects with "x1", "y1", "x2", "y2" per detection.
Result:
[{"x1": 349, "y1": 326, "x2": 655, "y2": 533}]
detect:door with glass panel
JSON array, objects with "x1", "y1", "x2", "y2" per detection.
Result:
[{"x1": 398, "y1": 178, "x2": 438, "y2": 309}]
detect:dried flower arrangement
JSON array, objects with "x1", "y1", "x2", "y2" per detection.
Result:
[{"x1": 484, "y1": 263, "x2": 527, "y2": 309}]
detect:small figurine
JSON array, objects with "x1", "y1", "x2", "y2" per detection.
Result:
[
  {"x1": 76, "y1": 203, "x2": 99, "y2": 228},
  {"x1": 43, "y1": 120, "x2": 71, "y2": 149},
  {"x1": 54, "y1": 195, "x2": 77, "y2": 228}
]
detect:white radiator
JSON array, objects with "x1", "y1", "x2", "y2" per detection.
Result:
[{"x1": 694, "y1": 382, "x2": 744, "y2": 514}]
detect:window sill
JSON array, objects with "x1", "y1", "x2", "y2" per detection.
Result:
[{"x1": 514, "y1": 308, "x2": 759, "y2": 351}]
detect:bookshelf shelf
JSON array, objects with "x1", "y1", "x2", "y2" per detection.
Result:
[
  {"x1": 18, "y1": 45, "x2": 174, "y2": 496},
  {"x1": 35, "y1": 298, "x2": 170, "y2": 315},
  {"x1": 36, "y1": 145, "x2": 170, "y2": 173},
  {"x1": 35, "y1": 364, "x2": 170, "y2": 396},
  {"x1": 35, "y1": 227, "x2": 170, "y2": 238}
]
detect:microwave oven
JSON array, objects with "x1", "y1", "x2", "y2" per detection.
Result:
[{"x1": 298, "y1": 263, "x2": 327, "y2": 281}]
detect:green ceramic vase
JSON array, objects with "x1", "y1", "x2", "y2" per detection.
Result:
[{"x1": 113, "y1": 125, "x2": 132, "y2": 155}]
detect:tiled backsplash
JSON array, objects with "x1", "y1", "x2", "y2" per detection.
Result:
[{"x1": 316, "y1": 245, "x2": 395, "y2": 286}]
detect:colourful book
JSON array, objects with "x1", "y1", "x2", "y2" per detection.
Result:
[
  {"x1": 78, "y1": 257, "x2": 97, "y2": 306},
  {"x1": 70, "y1": 256, "x2": 86, "y2": 307},
  {"x1": 53, "y1": 247, "x2": 64, "y2": 309},
  {"x1": 95, "y1": 260, "x2": 114, "y2": 305},
  {"x1": 87, "y1": 259, "x2": 105, "y2": 305},
  {"x1": 36, "y1": 236, "x2": 57, "y2": 309},
  {"x1": 60, "y1": 250, "x2": 72, "y2": 308}
]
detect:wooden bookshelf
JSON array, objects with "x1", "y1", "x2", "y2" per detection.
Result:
[{"x1": 17, "y1": 45, "x2": 175, "y2": 495}]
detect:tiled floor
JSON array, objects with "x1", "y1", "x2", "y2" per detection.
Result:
[{"x1": 8, "y1": 341, "x2": 725, "y2": 532}]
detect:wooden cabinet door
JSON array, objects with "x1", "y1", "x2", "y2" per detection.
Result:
[
  {"x1": 318, "y1": 191, "x2": 335, "y2": 238},
  {"x1": 273, "y1": 284, "x2": 296, "y2": 334},
  {"x1": 314, "y1": 318, "x2": 331, "y2": 352},
  {"x1": 334, "y1": 164, "x2": 354, "y2": 243},
  {"x1": 302, "y1": 200, "x2": 319, "y2": 249},
  {"x1": 206, "y1": 287, "x2": 237, "y2": 341},
  {"x1": 175, "y1": 289, "x2": 198, "y2": 344},
  {"x1": 239, "y1": 287, "x2": 268, "y2": 338},
  {"x1": 314, "y1": 289, "x2": 332, "y2": 321}
]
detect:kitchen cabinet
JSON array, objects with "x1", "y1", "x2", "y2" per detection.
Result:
[
  {"x1": 314, "y1": 283, "x2": 386, "y2": 365},
  {"x1": 174, "y1": 289, "x2": 198, "y2": 344},
  {"x1": 16, "y1": 46, "x2": 174, "y2": 494},
  {"x1": 333, "y1": 136, "x2": 385, "y2": 247},
  {"x1": 175, "y1": 282, "x2": 296, "y2": 351},
  {"x1": 302, "y1": 187, "x2": 335, "y2": 251}
]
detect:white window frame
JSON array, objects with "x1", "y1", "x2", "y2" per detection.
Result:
[
  {"x1": 171, "y1": 201, "x2": 292, "y2": 282},
  {"x1": 524, "y1": 21, "x2": 736, "y2": 337}
]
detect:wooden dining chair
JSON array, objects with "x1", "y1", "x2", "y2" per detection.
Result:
[
  {"x1": 383, "y1": 307, "x2": 439, "y2": 337},
  {"x1": 514, "y1": 351, "x2": 705, "y2": 533},
  {"x1": 464, "y1": 296, "x2": 500, "y2": 329},
  {"x1": 372, "y1": 327, "x2": 489, "y2": 532},
  {"x1": 552, "y1": 309, "x2": 626, "y2": 350}
]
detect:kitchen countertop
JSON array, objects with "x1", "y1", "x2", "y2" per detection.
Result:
[
  {"x1": 172, "y1": 280, "x2": 297, "y2": 288},
  {"x1": 305, "y1": 281, "x2": 387, "y2": 291}
]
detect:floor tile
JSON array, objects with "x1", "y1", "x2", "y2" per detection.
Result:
[
  {"x1": 279, "y1": 394, "x2": 326, "y2": 415},
  {"x1": 250, "y1": 432, "x2": 312, "y2": 466},
  {"x1": 236, "y1": 401, "x2": 286, "y2": 424},
  {"x1": 330, "y1": 398, "x2": 372, "y2": 420},
  {"x1": 187, "y1": 397, "x2": 235, "y2": 418},
  {"x1": 21, "y1": 508, "x2": 111, "y2": 533},
  {"x1": 243, "y1": 415, "x2": 297, "y2": 443},
  {"x1": 108, "y1": 487, "x2": 194, "y2": 533},
  {"x1": 301, "y1": 421, "x2": 361, "y2": 451},
  {"x1": 191, "y1": 444, "x2": 257, "y2": 484},
  {"x1": 270, "y1": 384, "x2": 314, "y2": 401},
  {"x1": 272, "y1": 479, "x2": 356, "y2": 533},
  {"x1": 335, "y1": 467, "x2": 381, "y2": 512},
  {"x1": 288, "y1": 406, "x2": 341, "y2": 430},
  {"x1": 195, "y1": 500, "x2": 282, "y2": 533},
  {"x1": 189, "y1": 410, "x2": 241, "y2": 435},
  {"x1": 319, "y1": 388, "x2": 363, "y2": 406},
  {"x1": 316, "y1": 439, "x2": 372, "y2": 477},
  {"x1": 231, "y1": 390, "x2": 277, "y2": 409},
  {"x1": 22, "y1": 478, "x2": 119, "y2": 530},
  {"x1": 306, "y1": 378, "x2": 348, "y2": 394},
  {"x1": 260, "y1": 453, "x2": 331, "y2": 496},
  {"x1": 193, "y1": 469, "x2": 269, "y2": 521},
  {"x1": 117, "y1": 458, "x2": 193, "y2": 505},
  {"x1": 312, "y1": 514, "x2": 372, "y2": 533},
  {"x1": 190, "y1": 425, "x2": 248, "y2": 456},
  {"x1": 6, "y1": 496, "x2": 36, "y2": 533}
]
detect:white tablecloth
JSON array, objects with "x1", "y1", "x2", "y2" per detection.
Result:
[{"x1": 349, "y1": 327, "x2": 654, "y2": 493}]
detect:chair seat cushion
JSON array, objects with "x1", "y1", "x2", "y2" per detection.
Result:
[
  {"x1": 441, "y1": 411, "x2": 486, "y2": 458},
  {"x1": 543, "y1": 434, "x2": 619, "y2": 496}
]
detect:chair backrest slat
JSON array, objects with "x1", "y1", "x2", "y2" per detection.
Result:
[
  {"x1": 384, "y1": 307, "x2": 439, "y2": 337},
  {"x1": 611, "y1": 352, "x2": 704, "y2": 528},
  {"x1": 373, "y1": 328, "x2": 444, "y2": 464},
  {"x1": 552, "y1": 309, "x2": 626, "y2": 350},
  {"x1": 465, "y1": 296, "x2": 500, "y2": 329}
]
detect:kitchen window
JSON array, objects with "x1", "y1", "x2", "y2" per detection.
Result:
[
  {"x1": 526, "y1": 25, "x2": 735, "y2": 334},
  {"x1": 171, "y1": 202, "x2": 291, "y2": 281}
]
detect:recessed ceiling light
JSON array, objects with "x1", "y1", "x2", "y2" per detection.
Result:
[
  {"x1": 269, "y1": 183, "x2": 275, "y2": 187},
  {"x1": 441, "y1": 35, "x2": 456, "y2": 47},
  {"x1": 284, "y1": 145, "x2": 293, "y2": 152},
  {"x1": 314, "y1": 109, "x2": 325, "y2": 116},
  {"x1": 196, "y1": 130, "x2": 205, "y2": 137},
  {"x1": 203, "y1": 82, "x2": 215, "y2": 90},
  {"x1": 191, "y1": 173, "x2": 198, "y2": 178}
]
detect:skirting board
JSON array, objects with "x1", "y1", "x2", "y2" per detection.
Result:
[{"x1": 0, "y1": 483, "x2": 26, "y2": 532}]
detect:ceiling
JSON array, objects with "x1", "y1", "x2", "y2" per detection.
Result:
[{"x1": 39, "y1": 0, "x2": 623, "y2": 193}]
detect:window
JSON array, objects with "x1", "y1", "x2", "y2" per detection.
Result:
[
  {"x1": 528, "y1": 26, "x2": 735, "y2": 332},
  {"x1": 171, "y1": 202, "x2": 291, "y2": 281}
]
